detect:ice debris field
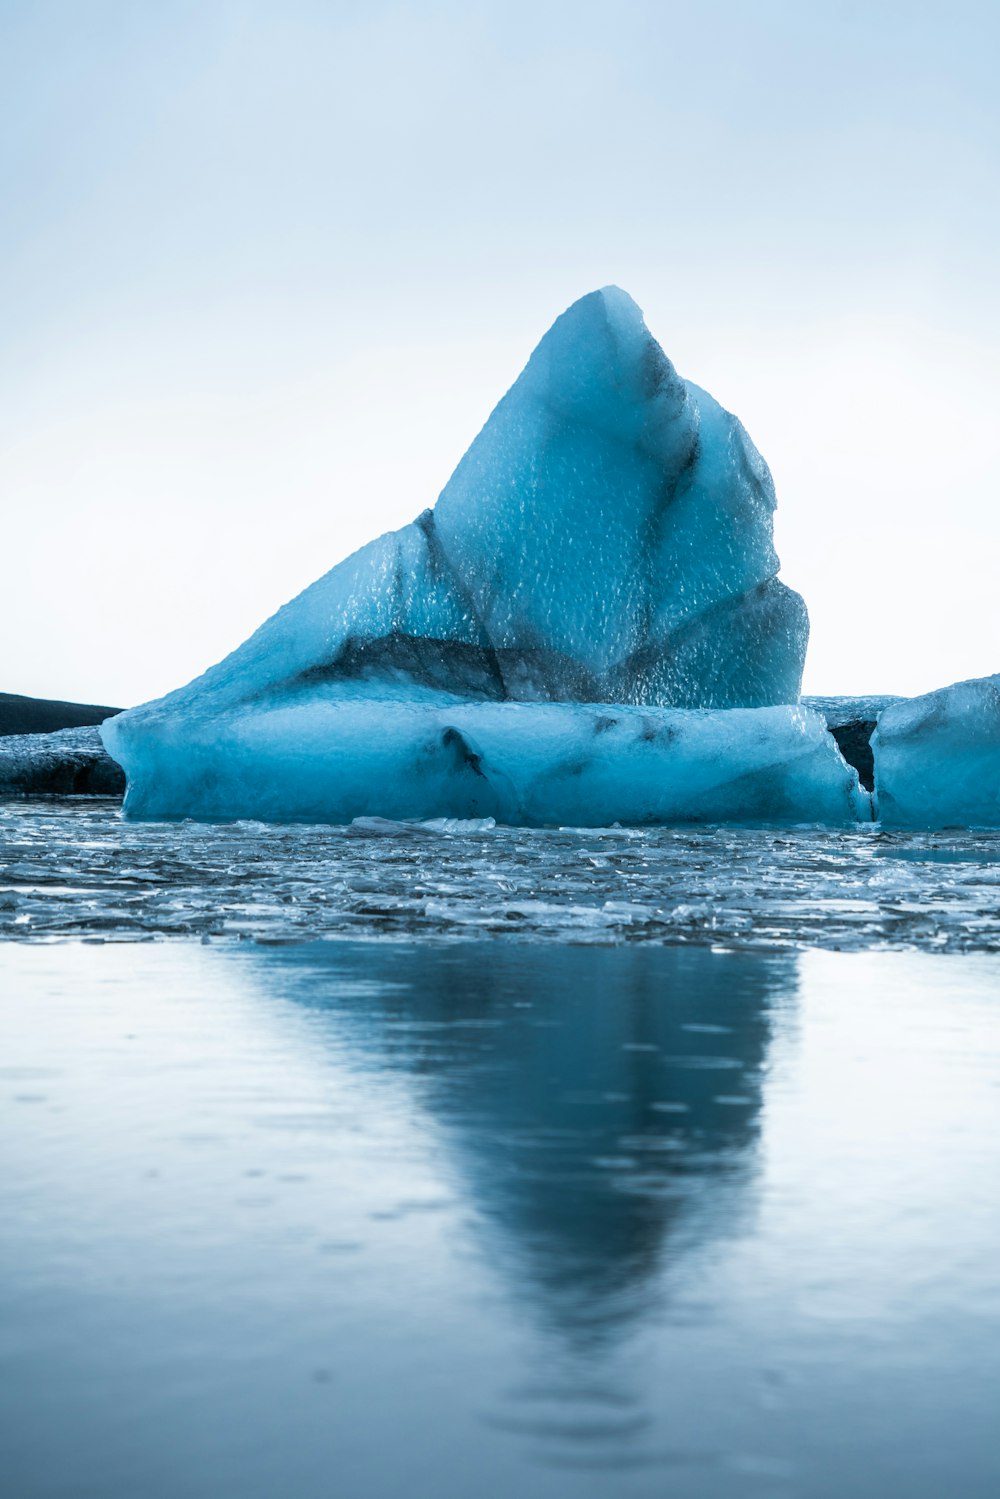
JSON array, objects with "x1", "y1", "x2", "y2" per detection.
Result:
[{"x1": 87, "y1": 287, "x2": 998, "y2": 831}]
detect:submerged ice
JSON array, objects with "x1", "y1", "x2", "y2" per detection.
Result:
[{"x1": 105, "y1": 286, "x2": 822, "y2": 825}]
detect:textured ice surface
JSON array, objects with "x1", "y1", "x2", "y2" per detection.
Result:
[
  {"x1": 107, "y1": 700, "x2": 867, "y2": 826},
  {"x1": 802, "y1": 695, "x2": 904, "y2": 728},
  {"x1": 3, "y1": 801, "x2": 1000, "y2": 950},
  {"x1": 874, "y1": 673, "x2": 1000, "y2": 828},
  {"x1": 105, "y1": 286, "x2": 809, "y2": 824},
  {"x1": 0, "y1": 727, "x2": 125, "y2": 796}
]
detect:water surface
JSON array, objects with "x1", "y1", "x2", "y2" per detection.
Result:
[
  {"x1": 2, "y1": 799, "x2": 1000, "y2": 949},
  {"x1": 2, "y1": 938, "x2": 999, "y2": 1497}
]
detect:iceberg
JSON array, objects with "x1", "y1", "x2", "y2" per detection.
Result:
[
  {"x1": 872, "y1": 674, "x2": 1000, "y2": 828},
  {"x1": 104, "y1": 286, "x2": 815, "y2": 825}
]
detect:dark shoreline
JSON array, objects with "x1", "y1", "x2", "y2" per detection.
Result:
[{"x1": 0, "y1": 691, "x2": 122, "y2": 737}]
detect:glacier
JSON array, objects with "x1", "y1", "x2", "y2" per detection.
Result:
[
  {"x1": 873, "y1": 674, "x2": 1000, "y2": 829},
  {"x1": 103, "y1": 286, "x2": 824, "y2": 825}
]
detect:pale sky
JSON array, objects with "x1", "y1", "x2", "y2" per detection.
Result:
[{"x1": 2, "y1": 0, "x2": 998, "y2": 707}]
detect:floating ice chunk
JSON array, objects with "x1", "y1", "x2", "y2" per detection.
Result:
[
  {"x1": 417, "y1": 816, "x2": 498, "y2": 834},
  {"x1": 347, "y1": 815, "x2": 498, "y2": 836},
  {"x1": 107, "y1": 699, "x2": 868, "y2": 827},
  {"x1": 103, "y1": 287, "x2": 815, "y2": 824},
  {"x1": 873, "y1": 674, "x2": 1000, "y2": 828}
]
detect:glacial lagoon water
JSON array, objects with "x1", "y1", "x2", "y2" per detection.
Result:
[
  {"x1": 3, "y1": 798, "x2": 1000, "y2": 949},
  {"x1": 2, "y1": 801, "x2": 1000, "y2": 1498}
]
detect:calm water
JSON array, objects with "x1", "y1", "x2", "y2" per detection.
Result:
[{"x1": 2, "y1": 936, "x2": 1000, "y2": 1498}]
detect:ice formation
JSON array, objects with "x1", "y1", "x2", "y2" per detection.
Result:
[
  {"x1": 0, "y1": 727, "x2": 124, "y2": 796},
  {"x1": 873, "y1": 674, "x2": 1000, "y2": 828},
  {"x1": 104, "y1": 285, "x2": 820, "y2": 824},
  {"x1": 107, "y1": 699, "x2": 866, "y2": 825}
]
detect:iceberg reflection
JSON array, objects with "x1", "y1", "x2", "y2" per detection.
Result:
[
  {"x1": 248, "y1": 941, "x2": 796, "y2": 1347},
  {"x1": 4, "y1": 940, "x2": 998, "y2": 1496}
]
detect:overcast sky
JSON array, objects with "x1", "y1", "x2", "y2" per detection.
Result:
[{"x1": 2, "y1": 0, "x2": 998, "y2": 706}]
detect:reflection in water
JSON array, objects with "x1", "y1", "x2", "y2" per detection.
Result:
[
  {"x1": 5, "y1": 940, "x2": 1000, "y2": 1499},
  {"x1": 248, "y1": 943, "x2": 794, "y2": 1348}
]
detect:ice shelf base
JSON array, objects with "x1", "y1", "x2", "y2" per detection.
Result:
[{"x1": 105, "y1": 699, "x2": 870, "y2": 827}]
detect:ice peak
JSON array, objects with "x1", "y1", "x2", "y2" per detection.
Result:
[
  {"x1": 518, "y1": 285, "x2": 682, "y2": 425},
  {"x1": 552, "y1": 283, "x2": 643, "y2": 328}
]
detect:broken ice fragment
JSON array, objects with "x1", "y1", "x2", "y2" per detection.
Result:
[{"x1": 873, "y1": 673, "x2": 1000, "y2": 828}]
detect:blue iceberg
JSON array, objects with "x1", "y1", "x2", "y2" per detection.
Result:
[
  {"x1": 872, "y1": 673, "x2": 1000, "y2": 828},
  {"x1": 104, "y1": 286, "x2": 833, "y2": 825}
]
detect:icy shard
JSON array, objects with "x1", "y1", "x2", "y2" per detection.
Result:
[
  {"x1": 872, "y1": 673, "x2": 1000, "y2": 828},
  {"x1": 104, "y1": 287, "x2": 812, "y2": 823}
]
